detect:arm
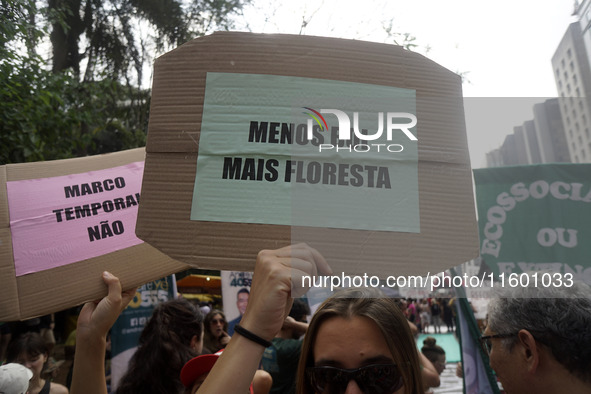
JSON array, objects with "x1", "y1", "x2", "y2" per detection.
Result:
[
  {"x1": 455, "y1": 362, "x2": 463, "y2": 378},
  {"x1": 70, "y1": 272, "x2": 136, "y2": 394},
  {"x1": 419, "y1": 352, "x2": 441, "y2": 389},
  {"x1": 282, "y1": 316, "x2": 309, "y2": 334},
  {"x1": 197, "y1": 244, "x2": 330, "y2": 394}
]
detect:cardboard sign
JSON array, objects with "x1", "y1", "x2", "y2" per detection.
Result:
[
  {"x1": 0, "y1": 148, "x2": 188, "y2": 321},
  {"x1": 136, "y1": 32, "x2": 478, "y2": 278}
]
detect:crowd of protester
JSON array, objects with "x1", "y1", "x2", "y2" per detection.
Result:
[
  {"x1": 399, "y1": 298, "x2": 456, "y2": 335},
  {"x1": 1, "y1": 244, "x2": 590, "y2": 394}
]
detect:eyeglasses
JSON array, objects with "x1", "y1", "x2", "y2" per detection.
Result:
[
  {"x1": 306, "y1": 363, "x2": 403, "y2": 394},
  {"x1": 479, "y1": 333, "x2": 516, "y2": 355}
]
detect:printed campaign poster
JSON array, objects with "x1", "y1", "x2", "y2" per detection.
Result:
[
  {"x1": 474, "y1": 164, "x2": 591, "y2": 285},
  {"x1": 220, "y1": 271, "x2": 252, "y2": 336},
  {"x1": 110, "y1": 275, "x2": 177, "y2": 392},
  {"x1": 6, "y1": 162, "x2": 144, "y2": 276}
]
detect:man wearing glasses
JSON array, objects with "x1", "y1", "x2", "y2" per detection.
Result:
[{"x1": 481, "y1": 275, "x2": 591, "y2": 394}]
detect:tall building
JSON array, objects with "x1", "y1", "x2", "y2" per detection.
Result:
[
  {"x1": 513, "y1": 125, "x2": 531, "y2": 165},
  {"x1": 575, "y1": 0, "x2": 591, "y2": 66},
  {"x1": 551, "y1": 21, "x2": 591, "y2": 163},
  {"x1": 485, "y1": 6, "x2": 591, "y2": 168},
  {"x1": 533, "y1": 99, "x2": 571, "y2": 163},
  {"x1": 485, "y1": 98, "x2": 570, "y2": 167}
]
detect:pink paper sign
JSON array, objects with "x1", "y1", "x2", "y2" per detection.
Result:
[{"x1": 7, "y1": 162, "x2": 145, "y2": 276}]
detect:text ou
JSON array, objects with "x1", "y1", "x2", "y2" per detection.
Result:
[
  {"x1": 537, "y1": 228, "x2": 578, "y2": 248},
  {"x1": 87, "y1": 220, "x2": 124, "y2": 242}
]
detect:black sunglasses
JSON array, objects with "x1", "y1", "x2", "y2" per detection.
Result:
[{"x1": 306, "y1": 363, "x2": 403, "y2": 394}]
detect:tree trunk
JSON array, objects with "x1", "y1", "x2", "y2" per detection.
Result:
[
  {"x1": 48, "y1": 0, "x2": 86, "y2": 74},
  {"x1": 25, "y1": 3, "x2": 37, "y2": 57}
]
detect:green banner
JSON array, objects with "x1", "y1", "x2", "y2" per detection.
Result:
[{"x1": 474, "y1": 164, "x2": 591, "y2": 284}]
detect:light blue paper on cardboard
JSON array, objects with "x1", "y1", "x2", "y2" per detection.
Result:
[{"x1": 191, "y1": 72, "x2": 419, "y2": 232}]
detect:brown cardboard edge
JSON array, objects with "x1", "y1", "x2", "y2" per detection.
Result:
[
  {"x1": 5, "y1": 148, "x2": 147, "y2": 181},
  {"x1": 0, "y1": 165, "x2": 20, "y2": 320},
  {"x1": 146, "y1": 32, "x2": 464, "y2": 155},
  {"x1": 6, "y1": 243, "x2": 189, "y2": 321},
  {"x1": 158, "y1": 32, "x2": 462, "y2": 81}
]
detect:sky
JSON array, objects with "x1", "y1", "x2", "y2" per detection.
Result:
[{"x1": 233, "y1": 0, "x2": 579, "y2": 167}]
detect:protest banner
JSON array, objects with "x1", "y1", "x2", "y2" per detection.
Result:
[
  {"x1": 136, "y1": 32, "x2": 479, "y2": 279},
  {"x1": 0, "y1": 149, "x2": 188, "y2": 321},
  {"x1": 220, "y1": 270, "x2": 252, "y2": 336},
  {"x1": 474, "y1": 164, "x2": 591, "y2": 285}
]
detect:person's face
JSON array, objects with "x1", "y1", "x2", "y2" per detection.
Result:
[
  {"x1": 16, "y1": 351, "x2": 46, "y2": 378},
  {"x1": 209, "y1": 313, "x2": 225, "y2": 337},
  {"x1": 433, "y1": 354, "x2": 446, "y2": 375},
  {"x1": 236, "y1": 292, "x2": 249, "y2": 315},
  {"x1": 483, "y1": 326, "x2": 524, "y2": 394},
  {"x1": 312, "y1": 316, "x2": 404, "y2": 394}
]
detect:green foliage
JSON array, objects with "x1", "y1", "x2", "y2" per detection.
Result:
[
  {"x1": 1, "y1": 0, "x2": 248, "y2": 164},
  {"x1": 0, "y1": 57, "x2": 148, "y2": 164},
  {"x1": 0, "y1": 1, "x2": 147, "y2": 164}
]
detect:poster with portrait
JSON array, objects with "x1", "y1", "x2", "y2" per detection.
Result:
[{"x1": 221, "y1": 270, "x2": 252, "y2": 336}]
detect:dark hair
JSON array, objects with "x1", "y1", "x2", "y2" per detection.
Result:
[
  {"x1": 203, "y1": 309, "x2": 228, "y2": 354},
  {"x1": 488, "y1": 277, "x2": 591, "y2": 384},
  {"x1": 289, "y1": 299, "x2": 311, "y2": 322},
  {"x1": 6, "y1": 332, "x2": 48, "y2": 363},
  {"x1": 296, "y1": 289, "x2": 424, "y2": 394},
  {"x1": 116, "y1": 298, "x2": 203, "y2": 394},
  {"x1": 204, "y1": 310, "x2": 228, "y2": 333},
  {"x1": 237, "y1": 288, "x2": 250, "y2": 296},
  {"x1": 421, "y1": 337, "x2": 445, "y2": 364}
]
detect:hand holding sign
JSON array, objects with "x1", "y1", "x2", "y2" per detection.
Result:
[
  {"x1": 239, "y1": 243, "x2": 331, "y2": 343},
  {"x1": 71, "y1": 271, "x2": 137, "y2": 394}
]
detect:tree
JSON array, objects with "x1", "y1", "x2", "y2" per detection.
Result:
[
  {"x1": 47, "y1": 0, "x2": 247, "y2": 82},
  {"x1": 0, "y1": 0, "x2": 248, "y2": 164}
]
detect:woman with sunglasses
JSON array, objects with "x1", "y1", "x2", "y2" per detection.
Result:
[
  {"x1": 296, "y1": 289, "x2": 424, "y2": 394},
  {"x1": 196, "y1": 244, "x2": 424, "y2": 394},
  {"x1": 202, "y1": 310, "x2": 231, "y2": 354}
]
